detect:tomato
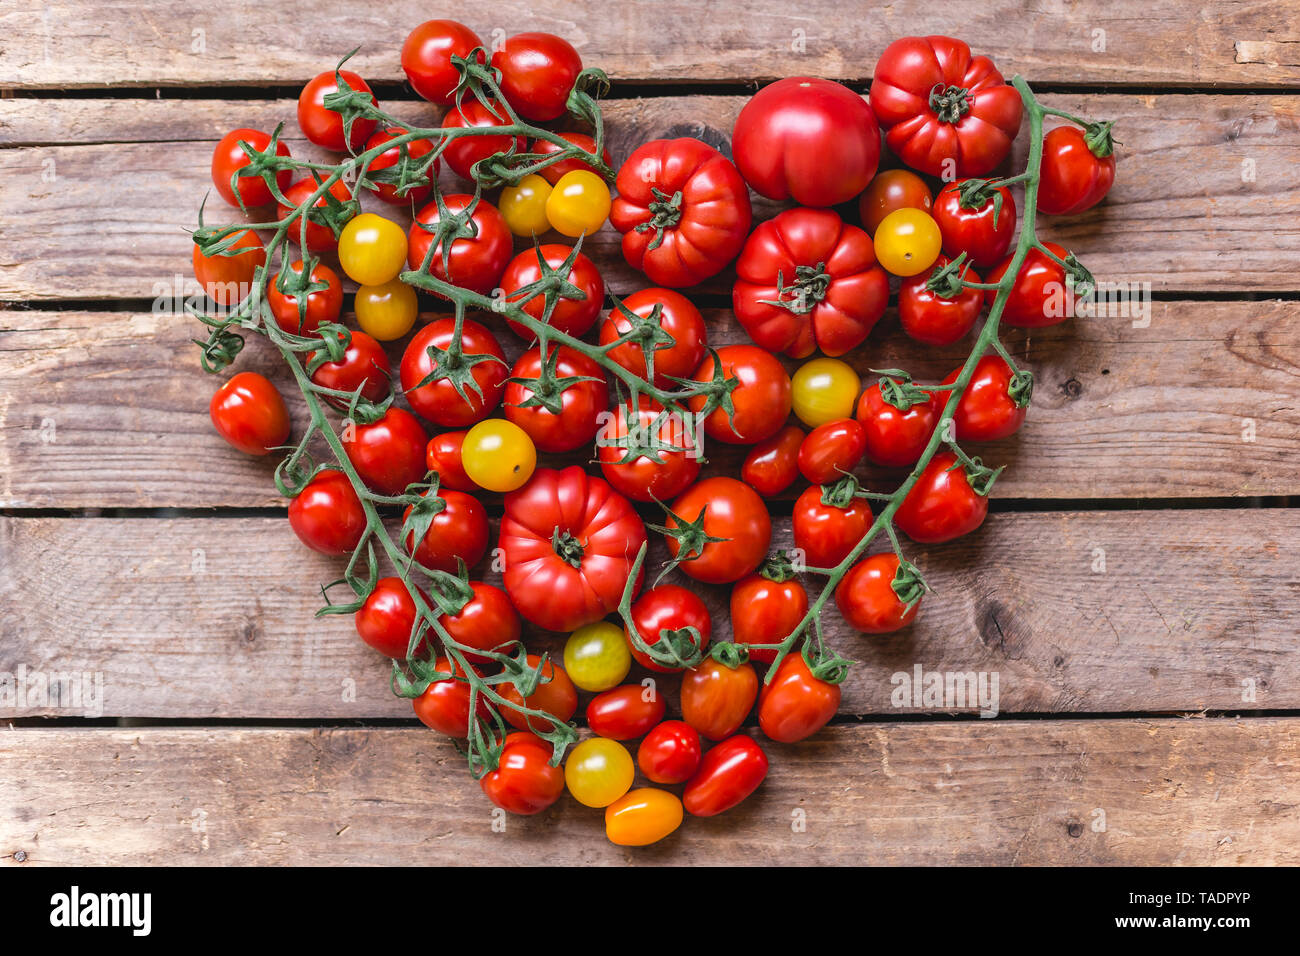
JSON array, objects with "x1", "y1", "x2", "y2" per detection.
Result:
[
  {"x1": 895, "y1": 451, "x2": 989, "y2": 543},
  {"x1": 491, "y1": 32, "x2": 583, "y2": 122},
  {"x1": 856, "y1": 380, "x2": 938, "y2": 468},
  {"x1": 401, "y1": 20, "x2": 484, "y2": 105},
  {"x1": 337, "y1": 212, "x2": 408, "y2": 286},
  {"x1": 355, "y1": 279, "x2": 418, "y2": 341},
  {"x1": 209, "y1": 372, "x2": 289, "y2": 456},
  {"x1": 407, "y1": 194, "x2": 513, "y2": 295},
  {"x1": 688, "y1": 346, "x2": 792, "y2": 445},
  {"x1": 758, "y1": 653, "x2": 840, "y2": 743},
  {"x1": 596, "y1": 396, "x2": 701, "y2": 504},
  {"x1": 211, "y1": 128, "x2": 291, "y2": 209},
  {"x1": 266, "y1": 259, "x2": 343, "y2": 336},
  {"x1": 193, "y1": 229, "x2": 264, "y2": 305},
  {"x1": 545, "y1": 170, "x2": 611, "y2": 238},
  {"x1": 663, "y1": 477, "x2": 771, "y2": 584},
  {"x1": 869, "y1": 36, "x2": 1022, "y2": 178},
  {"x1": 356, "y1": 576, "x2": 426, "y2": 658},
  {"x1": 504, "y1": 346, "x2": 609, "y2": 453},
  {"x1": 942, "y1": 355, "x2": 1028, "y2": 442},
  {"x1": 412, "y1": 657, "x2": 486, "y2": 737},
  {"x1": 438, "y1": 581, "x2": 520, "y2": 664},
  {"x1": 1038, "y1": 124, "x2": 1116, "y2": 216},
  {"x1": 276, "y1": 176, "x2": 354, "y2": 254},
  {"x1": 605, "y1": 788, "x2": 683, "y2": 846},
  {"x1": 731, "y1": 572, "x2": 809, "y2": 665},
  {"x1": 681, "y1": 658, "x2": 758, "y2": 741},
  {"x1": 403, "y1": 488, "x2": 489, "y2": 573},
  {"x1": 480, "y1": 732, "x2": 565, "y2": 816},
  {"x1": 899, "y1": 255, "x2": 983, "y2": 346},
  {"x1": 587, "y1": 684, "x2": 666, "y2": 741},
  {"x1": 532, "y1": 133, "x2": 613, "y2": 184},
  {"x1": 400, "y1": 317, "x2": 507, "y2": 427},
  {"x1": 637, "y1": 721, "x2": 703, "y2": 785},
  {"x1": 440, "y1": 99, "x2": 525, "y2": 181},
  {"x1": 792, "y1": 484, "x2": 871, "y2": 570},
  {"x1": 734, "y1": 207, "x2": 889, "y2": 358},
  {"x1": 563, "y1": 621, "x2": 632, "y2": 693},
  {"x1": 288, "y1": 470, "x2": 366, "y2": 556},
  {"x1": 499, "y1": 654, "x2": 578, "y2": 733},
  {"x1": 683, "y1": 735, "x2": 769, "y2": 817},
  {"x1": 425, "y1": 431, "x2": 476, "y2": 492},
  {"x1": 791, "y1": 357, "x2": 861, "y2": 428},
  {"x1": 565, "y1": 738, "x2": 635, "y2": 808},
  {"x1": 340, "y1": 407, "x2": 427, "y2": 496},
  {"x1": 599, "y1": 287, "x2": 706, "y2": 388},
  {"x1": 362, "y1": 127, "x2": 439, "y2": 207},
  {"x1": 873, "y1": 207, "x2": 943, "y2": 277},
  {"x1": 798, "y1": 418, "x2": 867, "y2": 485},
  {"x1": 298, "y1": 69, "x2": 377, "y2": 152},
  {"x1": 499, "y1": 174, "x2": 553, "y2": 237},
  {"x1": 610, "y1": 138, "x2": 752, "y2": 288},
  {"x1": 461, "y1": 419, "x2": 537, "y2": 492},
  {"x1": 309, "y1": 330, "x2": 391, "y2": 406},
  {"x1": 626, "y1": 585, "x2": 712, "y2": 673},
  {"x1": 858, "y1": 169, "x2": 932, "y2": 235},
  {"x1": 836, "y1": 553, "x2": 920, "y2": 634},
  {"x1": 933, "y1": 180, "x2": 1016, "y2": 269},
  {"x1": 985, "y1": 242, "x2": 1083, "y2": 328},
  {"x1": 500, "y1": 244, "x2": 605, "y2": 341},
  {"x1": 499, "y1": 467, "x2": 647, "y2": 631},
  {"x1": 741, "y1": 425, "x2": 804, "y2": 497},
  {"x1": 732, "y1": 77, "x2": 879, "y2": 207}
]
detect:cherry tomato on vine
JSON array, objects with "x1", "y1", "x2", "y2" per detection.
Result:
[
  {"x1": 362, "y1": 127, "x2": 439, "y2": 206},
  {"x1": 288, "y1": 470, "x2": 366, "y2": 557},
  {"x1": 276, "y1": 176, "x2": 354, "y2": 254},
  {"x1": 266, "y1": 259, "x2": 343, "y2": 336},
  {"x1": 500, "y1": 244, "x2": 605, "y2": 341},
  {"x1": 532, "y1": 133, "x2": 613, "y2": 184},
  {"x1": 856, "y1": 381, "x2": 939, "y2": 468},
  {"x1": 503, "y1": 346, "x2": 609, "y2": 454},
  {"x1": 933, "y1": 180, "x2": 1016, "y2": 269},
  {"x1": 481, "y1": 732, "x2": 565, "y2": 816},
  {"x1": 836, "y1": 553, "x2": 920, "y2": 634},
  {"x1": 499, "y1": 654, "x2": 578, "y2": 734},
  {"x1": 741, "y1": 424, "x2": 804, "y2": 497},
  {"x1": 340, "y1": 407, "x2": 428, "y2": 496},
  {"x1": 683, "y1": 735, "x2": 769, "y2": 817},
  {"x1": 637, "y1": 721, "x2": 702, "y2": 785},
  {"x1": 565, "y1": 738, "x2": 635, "y2": 809},
  {"x1": 627, "y1": 585, "x2": 712, "y2": 673},
  {"x1": 984, "y1": 241, "x2": 1084, "y2": 328},
  {"x1": 401, "y1": 19, "x2": 484, "y2": 105},
  {"x1": 211, "y1": 128, "x2": 291, "y2": 209},
  {"x1": 407, "y1": 194, "x2": 513, "y2": 295},
  {"x1": 440, "y1": 99, "x2": 526, "y2": 180},
  {"x1": 758, "y1": 653, "x2": 841, "y2": 743},
  {"x1": 400, "y1": 317, "x2": 508, "y2": 427},
  {"x1": 858, "y1": 168, "x2": 932, "y2": 235},
  {"x1": 461, "y1": 419, "x2": 537, "y2": 493},
  {"x1": 1038, "y1": 123, "x2": 1116, "y2": 216},
  {"x1": 596, "y1": 396, "x2": 700, "y2": 504},
  {"x1": 309, "y1": 330, "x2": 391, "y2": 406},
  {"x1": 942, "y1": 355, "x2": 1028, "y2": 442},
  {"x1": 874, "y1": 207, "x2": 943, "y2": 277},
  {"x1": 792, "y1": 483, "x2": 872, "y2": 569},
  {"x1": 563, "y1": 621, "x2": 632, "y2": 693},
  {"x1": 605, "y1": 788, "x2": 683, "y2": 846},
  {"x1": 599, "y1": 287, "x2": 707, "y2": 388},
  {"x1": 355, "y1": 278, "x2": 418, "y2": 341},
  {"x1": 425, "y1": 431, "x2": 476, "y2": 492},
  {"x1": 355, "y1": 577, "x2": 425, "y2": 659},
  {"x1": 298, "y1": 69, "x2": 377, "y2": 152},
  {"x1": 438, "y1": 581, "x2": 520, "y2": 664},
  {"x1": 731, "y1": 572, "x2": 809, "y2": 665},
  {"x1": 209, "y1": 372, "x2": 289, "y2": 456},
  {"x1": 899, "y1": 255, "x2": 984, "y2": 346},
  {"x1": 499, "y1": 174, "x2": 554, "y2": 237},
  {"x1": 338, "y1": 212, "x2": 408, "y2": 286},
  {"x1": 688, "y1": 346, "x2": 792, "y2": 445},
  {"x1": 587, "y1": 684, "x2": 666, "y2": 741},
  {"x1": 894, "y1": 451, "x2": 990, "y2": 543},
  {"x1": 798, "y1": 418, "x2": 867, "y2": 485},
  {"x1": 412, "y1": 657, "x2": 486, "y2": 737},
  {"x1": 663, "y1": 477, "x2": 772, "y2": 584},
  {"x1": 491, "y1": 32, "x2": 583, "y2": 122},
  {"x1": 193, "y1": 230, "x2": 265, "y2": 306},
  {"x1": 680, "y1": 658, "x2": 758, "y2": 741},
  {"x1": 403, "y1": 488, "x2": 489, "y2": 574},
  {"x1": 791, "y1": 357, "x2": 861, "y2": 428},
  {"x1": 545, "y1": 170, "x2": 611, "y2": 237}
]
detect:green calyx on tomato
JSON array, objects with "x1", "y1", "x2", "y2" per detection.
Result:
[
  {"x1": 502, "y1": 241, "x2": 596, "y2": 331},
  {"x1": 923, "y1": 253, "x2": 976, "y2": 300},
  {"x1": 956, "y1": 176, "x2": 1007, "y2": 226},
  {"x1": 755, "y1": 550, "x2": 800, "y2": 584},
  {"x1": 320, "y1": 56, "x2": 383, "y2": 152},
  {"x1": 928, "y1": 83, "x2": 973, "y2": 124},
  {"x1": 870, "y1": 369, "x2": 932, "y2": 412},
  {"x1": 633, "y1": 186, "x2": 684, "y2": 250},
  {"x1": 647, "y1": 501, "x2": 731, "y2": 583},
  {"x1": 550, "y1": 527, "x2": 586, "y2": 569},
  {"x1": 757, "y1": 261, "x2": 831, "y2": 315},
  {"x1": 505, "y1": 343, "x2": 603, "y2": 416},
  {"x1": 947, "y1": 450, "x2": 1005, "y2": 498},
  {"x1": 819, "y1": 473, "x2": 864, "y2": 510},
  {"x1": 1083, "y1": 120, "x2": 1117, "y2": 158},
  {"x1": 404, "y1": 313, "x2": 508, "y2": 409},
  {"x1": 890, "y1": 558, "x2": 930, "y2": 610}
]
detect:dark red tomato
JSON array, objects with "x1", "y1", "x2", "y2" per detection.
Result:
[
  {"x1": 211, "y1": 128, "x2": 291, "y2": 208},
  {"x1": 438, "y1": 581, "x2": 520, "y2": 664},
  {"x1": 288, "y1": 470, "x2": 367, "y2": 556},
  {"x1": 425, "y1": 432, "x2": 477, "y2": 492},
  {"x1": 942, "y1": 355, "x2": 1027, "y2": 442},
  {"x1": 798, "y1": 419, "x2": 867, "y2": 485},
  {"x1": 400, "y1": 317, "x2": 508, "y2": 427},
  {"x1": 480, "y1": 732, "x2": 565, "y2": 815},
  {"x1": 680, "y1": 658, "x2": 758, "y2": 741},
  {"x1": 276, "y1": 177, "x2": 354, "y2": 254},
  {"x1": 637, "y1": 721, "x2": 703, "y2": 785},
  {"x1": 869, "y1": 36, "x2": 1022, "y2": 178},
  {"x1": 596, "y1": 396, "x2": 701, "y2": 503},
  {"x1": 209, "y1": 371, "x2": 290, "y2": 456},
  {"x1": 440, "y1": 100, "x2": 526, "y2": 180},
  {"x1": 401, "y1": 19, "x2": 485, "y2": 105},
  {"x1": 933, "y1": 181, "x2": 1016, "y2": 269},
  {"x1": 192, "y1": 229, "x2": 265, "y2": 306},
  {"x1": 362, "y1": 127, "x2": 439, "y2": 206},
  {"x1": 532, "y1": 133, "x2": 613, "y2": 184},
  {"x1": 741, "y1": 425, "x2": 804, "y2": 497},
  {"x1": 298, "y1": 69, "x2": 377, "y2": 152},
  {"x1": 408, "y1": 194, "x2": 513, "y2": 295},
  {"x1": 858, "y1": 168, "x2": 933, "y2": 235},
  {"x1": 599, "y1": 287, "x2": 707, "y2": 388},
  {"x1": 499, "y1": 654, "x2": 579, "y2": 733},
  {"x1": 792, "y1": 484, "x2": 872, "y2": 569},
  {"x1": 663, "y1": 477, "x2": 772, "y2": 584},
  {"x1": 836, "y1": 553, "x2": 919, "y2": 634},
  {"x1": 626, "y1": 585, "x2": 712, "y2": 673},
  {"x1": 412, "y1": 657, "x2": 486, "y2": 736},
  {"x1": 895, "y1": 451, "x2": 989, "y2": 543},
  {"x1": 730, "y1": 573, "x2": 808, "y2": 665},
  {"x1": 732, "y1": 77, "x2": 879, "y2": 207},
  {"x1": 1038, "y1": 124, "x2": 1116, "y2": 216},
  {"x1": 587, "y1": 684, "x2": 667, "y2": 741},
  {"x1": 899, "y1": 255, "x2": 984, "y2": 346},
  {"x1": 491, "y1": 32, "x2": 583, "y2": 122},
  {"x1": 356, "y1": 576, "x2": 427, "y2": 658},
  {"x1": 855, "y1": 381, "x2": 938, "y2": 468},
  {"x1": 984, "y1": 241, "x2": 1079, "y2": 328},
  {"x1": 404, "y1": 488, "x2": 489, "y2": 573},
  {"x1": 341, "y1": 407, "x2": 428, "y2": 496},
  {"x1": 309, "y1": 330, "x2": 391, "y2": 405},
  {"x1": 610, "y1": 138, "x2": 752, "y2": 288},
  {"x1": 733, "y1": 207, "x2": 889, "y2": 358},
  {"x1": 266, "y1": 259, "x2": 343, "y2": 336},
  {"x1": 503, "y1": 346, "x2": 609, "y2": 453},
  {"x1": 683, "y1": 735, "x2": 769, "y2": 817},
  {"x1": 500, "y1": 245, "x2": 605, "y2": 341},
  {"x1": 758, "y1": 653, "x2": 841, "y2": 743},
  {"x1": 688, "y1": 345, "x2": 792, "y2": 445}
]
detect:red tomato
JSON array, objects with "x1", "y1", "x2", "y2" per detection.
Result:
[
  {"x1": 500, "y1": 245, "x2": 605, "y2": 341},
  {"x1": 899, "y1": 255, "x2": 984, "y2": 346},
  {"x1": 732, "y1": 77, "x2": 879, "y2": 207},
  {"x1": 438, "y1": 581, "x2": 520, "y2": 664},
  {"x1": 401, "y1": 19, "x2": 484, "y2": 105},
  {"x1": 491, "y1": 32, "x2": 583, "y2": 122},
  {"x1": 425, "y1": 432, "x2": 477, "y2": 491},
  {"x1": 792, "y1": 484, "x2": 872, "y2": 569},
  {"x1": 532, "y1": 133, "x2": 613, "y2": 184},
  {"x1": 731, "y1": 572, "x2": 808, "y2": 665},
  {"x1": 209, "y1": 372, "x2": 289, "y2": 455},
  {"x1": 858, "y1": 169, "x2": 933, "y2": 235},
  {"x1": 192, "y1": 230, "x2": 265, "y2": 305},
  {"x1": 288, "y1": 470, "x2": 367, "y2": 556},
  {"x1": 798, "y1": 419, "x2": 867, "y2": 485},
  {"x1": 683, "y1": 735, "x2": 769, "y2": 817},
  {"x1": 499, "y1": 654, "x2": 578, "y2": 733},
  {"x1": 412, "y1": 657, "x2": 486, "y2": 737},
  {"x1": 276, "y1": 177, "x2": 354, "y2": 254},
  {"x1": 688, "y1": 345, "x2": 792, "y2": 445},
  {"x1": 933, "y1": 180, "x2": 1016, "y2": 268},
  {"x1": 626, "y1": 585, "x2": 712, "y2": 673},
  {"x1": 363, "y1": 127, "x2": 439, "y2": 206},
  {"x1": 1038, "y1": 124, "x2": 1116, "y2": 216},
  {"x1": 869, "y1": 36, "x2": 1022, "y2": 178},
  {"x1": 309, "y1": 330, "x2": 390, "y2": 405},
  {"x1": 895, "y1": 451, "x2": 989, "y2": 543},
  {"x1": 587, "y1": 684, "x2": 666, "y2": 741},
  {"x1": 211, "y1": 128, "x2": 291, "y2": 208},
  {"x1": 341, "y1": 407, "x2": 428, "y2": 496},
  {"x1": 663, "y1": 477, "x2": 772, "y2": 584},
  {"x1": 596, "y1": 396, "x2": 701, "y2": 503},
  {"x1": 503, "y1": 346, "x2": 609, "y2": 453},
  {"x1": 404, "y1": 488, "x2": 489, "y2": 573},
  {"x1": 985, "y1": 241, "x2": 1081, "y2": 328},
  {"x1": 440, "y1": 99, "x2": 526, "y2": 180},
  {"x1": 356, "y1": 576, "x2": 427, "y2": 658},
  {"x1": 407, "y1": 194, "x2": 513, "y2": 295},
  {"x1": 855, "y1": 381, "x2": 938, "y2": 468},
  {"x1": 499, "y1": 467, "x2": 647, "y2": 632},
  {"x1": 298, "y1": 69, "x2": 377, "y2": 152},
  {"x1": 680, "y1": 658, "x2": 758, "y2": 741},
  {"x1": 637, "y1": 721, "x2": 703, "y2": 785},
  {"x1": 733, "y1": 207, "x2": 889, "y2": 358},
  {"x1": 610, "y1": 138, "x2": 752, "y2": 288},
  {"x1": 758, "y1": 653, "x2": 840, "y2": 743},
  {"x1": 599, "y1": 287, "x2": 707, "y2": 388},
  {"x1": 400, "y1": 317, "x2": 508, "y2": 427},
  {"x1": 741, "y1": 425, "x2": 805, "y2": 497},
  {"x1": 266, "y1": 259, "x2": 343, "y2": 336},
  {"x1": 480, "y1": 732, "x2": 565, "y2": 815},
  {"x1": 836, "y1": 553, "x2": 920, "y2": 633},
  {"x1": 942, "y1": 355, "x2": 1028, "y2": 442}
]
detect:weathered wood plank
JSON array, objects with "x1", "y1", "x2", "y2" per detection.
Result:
[{"x1": 2, "y1": 719, "x2": 1296, "y2": 865}]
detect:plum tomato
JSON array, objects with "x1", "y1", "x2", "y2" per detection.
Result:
[
  {"x1": 565, "y1": 738, "x2": 635, "y2": 809},
  {"x1": 758, "y1": 652, "x2": 841, "y2": 743},
  {"x1": 682, "y1": 735, "x2": 769, "y2": 817},
  {"x1": 680, "y1": 658, "x2": 759, "y2": 741},
  {"x1": 1038, "y1": 123, "x2": 1116, "y2": 216},
  {"x1": 741, "y1": 424, "x2": 805, "y2": 497},
  {"x1": 605, "y1": 788, "x2": 683, "y2": 846},
  {"x1": 587, "y1": 684, "x2": 666, "y2": 741},
  {"x1": 984, "y1": 241, "x2": 1087, "y2": 329},
  {"x1": 798, "y1": 418, "x2": 867, "y2": 485}
]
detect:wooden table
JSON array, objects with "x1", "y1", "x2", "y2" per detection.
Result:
[{"x1": 2, "y1": 1, "x2": 1298, "y2": 865}]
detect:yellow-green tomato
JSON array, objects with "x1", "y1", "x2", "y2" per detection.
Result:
[
  {"x1": 605, "y1": 788, "x2": 684, "y2": 846},
  {"x1": 563, "y1": 622, "x2": 632, "y2": 692},
  {"x1": 545, "y1": 170, "x2": 611, "y2": 237},
  {"x1": 354, "y1": 278, "x2": 418, "y2": 341},
  {"x1": 565, "y1": 738, "x2": 635, "y2": 808},
  {"x1": 338, "y1": 212, "x2": 408, "y2": 285},
  {"x1": 500, "y1": 174, "x2": 554, "y2": 237},
  {"x1": 791, "y1": 357, "x2": 862, "y2": 427},
  {"x1": 461, "y1": 419, "x2": 537, "y2": 492},
  {"x1": 873, "y1": 208, "x2": 942, "y2": 277}
]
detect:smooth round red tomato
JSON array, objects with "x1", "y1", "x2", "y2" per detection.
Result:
[
  {"x1": 401, "y1": 19, "x2": 484, "y2": 105},
  {"x1": 587, "y1": 684, "x2": 666, "y2": 741},
  {"x1": 895, "y1": 451, "x2": 989, "y2": 543},
  {"x1": 680, "y1": 658, "x2": 758, "y2": 741},
  {"x1": 209, "y1": 371, "x2": 289, "y2": 456},
  {"x1": 193, "y1": 230, "x2": 265, "y2": 306},
  {"x1": 683, "y1": 735, "x2": 768, "y2": 817},
  {"x1": 503, "y1": 346, "x2": 608, "y2": 453},
  {"x1": 400, "y1": 317, "x2": 508, "y2": 427},
  {"x1": 532, "y1": 133, "x2": 613, "y2": 184},
  {"x1": 933, "y1": 180, "x2": 1016, "y2": 269},
  {"x1": 688, "y1": 346, "x2": 792, "y2": 446},
  {"x1": 798, "y1": 419, "x2": 867, "y2": 485},
  {"x1": 943, "y1": 355, "x2": 1028, "y2": 442},
  {"x1": 605, "y1": 788, "x2": 683, "y2": 846},
  {"x1": 856, "y1": 380, "x2": 938, "y2": 468},
  {"x1": 362, "y1": 127, "x2": 439, "y2": 206},
  {"x1": 596, "y1": 396, "x2": 700, "y2": 503},
  {"x1": 211, "y1": 128, "x2": 291, "y2": 209},
  {"x1": 491, "y1": 32, "x2": 583, "y2": 122},
  {"x1": 758, "y1": 653, "x2": 840, "y2": 743},
  {"x1": 626, "y1": 585, "x2": 712, "y2": 673},
  {"x1": 499, "y1": 654, "x2": 578, "y2": 733},
  {"x1": 500, "y1": 245, "x2": 605, "y2": 341},
  {"x1": 288, "y1": 470, "x2": 367, "y2": 556},
  {"x1": 413, "y1": 657, "x2": 486, "y2": 737},
  {"x1": 309, "y1": 329, "x2": 390, "y2": 405},
  {"x1": 440, "y1": 99, "x2": 526, "y2": 180},
  {"x1": 480, "y1": 732, "x2": 565, "y2": 815},
  {"x1": 407, "y1": 194, "x2": 512, "y2": 295},
  {"x1": 985, "y1": 241, "x2": 1082, "y2": 328},
  {"x1": 733, "y1": 77, "x2": 879, "y2": 207},
  {"x1": 356, "y1": 576, "x2": 426, "y2": 658},
  {"x1": 404, "y1": 488, "x2": 489, "y2": 573},
  {"x1": 836, "y1": 553, "x2": 920, "y2": 633},
  {"x1": 663, "y1": 477, "x2": 772, "y2": 584},
  {"x1": 899, "y1": 255, "x2": 984, "y2": 346},
  {"x1": 341, "y1": 407, "x2": 427, "y2": 496},
  {"x1": 741, "y1": 425, "x2": 804, "y2": 498},
  {"x1": 599, "y1": 287, "x2": 707, "y2": 388},
  {"x1": 425, "y1": 432, "x2": 476, "y2": 491},
  {"x1": 637, "y1": 721, "x2": 703, "y2": 785},
  {"x1": 266, "y1": 259, "x2": 343, "y2": 336},
  {"x1": 276, "y1": 177, "x2": 354, "y2": 254},
  {"x1": 792, "y1": 483, "x2": 871, "y2": 569},
  {"x1": 438, "y1": 581, "x2": 520, "y2": 664},
  {"x1": 298, "y1": 69, "x2": 377, "y2": 152},
  {"x1": 1038, "y1": 124, "x2": 1116, "y2": 216},
  {"x1": 731, "y1": 572, "x2": 808, "y2": 665},
  {"x1": 858, "y1": 169, "x2": 932, "y2": 234}
]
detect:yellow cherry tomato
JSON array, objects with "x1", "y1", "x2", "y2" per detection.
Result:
[
  {"x1": 461, "y1": 419, "x2": 537, "y2": 492},
  {"x1": 605, "y1": 788, "x2": 683, "y2": 847},
  {"x1": 563, "y1": 622, "x2": 632, "y2": 693},
  {"x1": 791, "y1": 357, "x2": 862, "y2": 427},
  {"x1": 565, "y1": 738, "x2": 635, "y2": 809},
  {"x1": 338, "y1": 212, "x2": 408, "y2": 285},
  {"x1": 500, "y1": 174, "x2": 554, "y2": 237},
  {"x1": 545, "y1": 170, "x2": 611, "y2": 237},
  {"x1": 354, "y1": 278, "x2": 418, "y2": 341},
  {"x1": 873, "y1": 208, "x2": 942, "y2": 277}
]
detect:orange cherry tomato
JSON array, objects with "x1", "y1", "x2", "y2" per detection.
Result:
[
  {"x1": 605, "y1": 788, "x2": 683, "y2": 846},
  {"x1": 858, "y1": 169, "x2": 933, "y2": 235}
]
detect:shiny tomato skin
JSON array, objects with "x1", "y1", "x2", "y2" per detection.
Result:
[
  {"x1": 407, "y1": 194, "x2": 513, "y2": 295},
  {"x1": 341, "y1": 407, "x2": 428, "y2": 497},
  {"x1": 683, "y1": 734, "x2": 769, "y2": 817},
  {"x1": 688, "y1": 345, "x2": 792, "y2": 446},
  {"x1": 895, "y1": 451, "x2": 989, "y2": 543},
  {"x1": 836, "y1": 553, "x2": 920, "y2": 633},
  {"x1": 491, "y1": 33, "x2": 583, "y2": 122},
  {"x1": 210, "y1": 372, "x2": 290, "y2": 456},
  {"x1": 192, "y1": 229, "x2": 265, "y2": 306},
  {"x1": 412, "y1": 657, "x2": 486, "y2": 737},
  {"x1": 355, "y1": 576, "x2": 426, "y2": 658},
  {"x1": 440, "y1": 99, "x2": 526, "y2": 180},
  {"x1": 309, "y1": 330, "x2": 391, "y2": 405},
  {"x1": 404, "y1": 488, "x2": 489, "y2": 573},
  {"x1": 499, "y1": 654, "x2": 579, "y2": 733},
  {"x1": 588, "y1": 684, "x2": 667, "y2": 741},
  {"x1": 599, "y1": 287, "x2": 707, "y2": 388},
  {"x1": 731, "y1": 574, "x2": 809, "y2": 665},
  {"x1": 266, "y1": 259, "x2": 344, "y2": 336},
  {"x1": 858, "y1": 169, "x2": 933, "y2": 235},
  {"x1": 500, "y1": 244, "x2": 605, "y2": 341},
  {"x1": 211, "y1": 128, "x2": 292, "y2": 208},
  {"x1": 984, "y1": 242, "x2": 1077, "y2": 328},
  {"x1": 1038, "y1": 125, "x2": 1116, "y2": 216},
  {"x1": 363, "y1": 127, "x2": 439, "y2": 206},
  {"x1": 504, "y1": 346, "x2": 609, "y2": 454},
  {"x1": 438, "y1": 581, "x2": 520, "y2": 664},
  {"x1": 758, "y1": 653, "x2": 840, "y2": 743},
  {"x1": 288, "y1": 470, "x2": 367, "y2": 556},
  {"x1": 597, "y1": 396, "x2": 701, "y2": 504},
  {"x1": 943, "y1": 355, "x2": 1027, "y2": 442},
  {"x1": 741, "y1": 425, "x2": 805, "y2": 497},
  {"x1": 480, "y1": 732, "x2": 566, "y2": 815},
  {"x1": 532, "y1": 133, "x2": 613, "y2": 184},
  {"x1": 792, "y1": 484, "x2": 872, "y2": 570},
  {"x1": 798, "y1": 418, "x2": 867, "y2": 485},
  {"x1": 276, "y1": 177, "x2": 355, "y2": 254},
  {"x1": 637, "y1": 721, "x2": 703, "y2": 785},
  {"x1": 933, "y1": 181, "x2": 1017, "y2": 269},
  {"x1": 400, "y1": 317, "x2": 508, "y2": 427},
  {"x1": 664, "y1": 477, "x2": 772, "y2": 584},
  {"x1": 681, "y1": 658, "x2": 759, "y2": 741},
  {"x1": 425, "y1": 432, "x2": 476, "y2": 491},
  {"x1": 899, "y1": 255, "x2": 984, "y2": 346},
  {"x1": 626, "y1": 585, "x2": 712, "y2": 673},
  {"x1": 605, "y1": 788, "x2": 684, "y2": 846},
  {"x1": 401, "y1": 19, "x2": 484, "y2": 105},
  {"x1": 298, "y1": 69, "x2": 377, "y2": 151},
  {"x1": 855, "y1": 381, "x2": 939, "y2": 468}
]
